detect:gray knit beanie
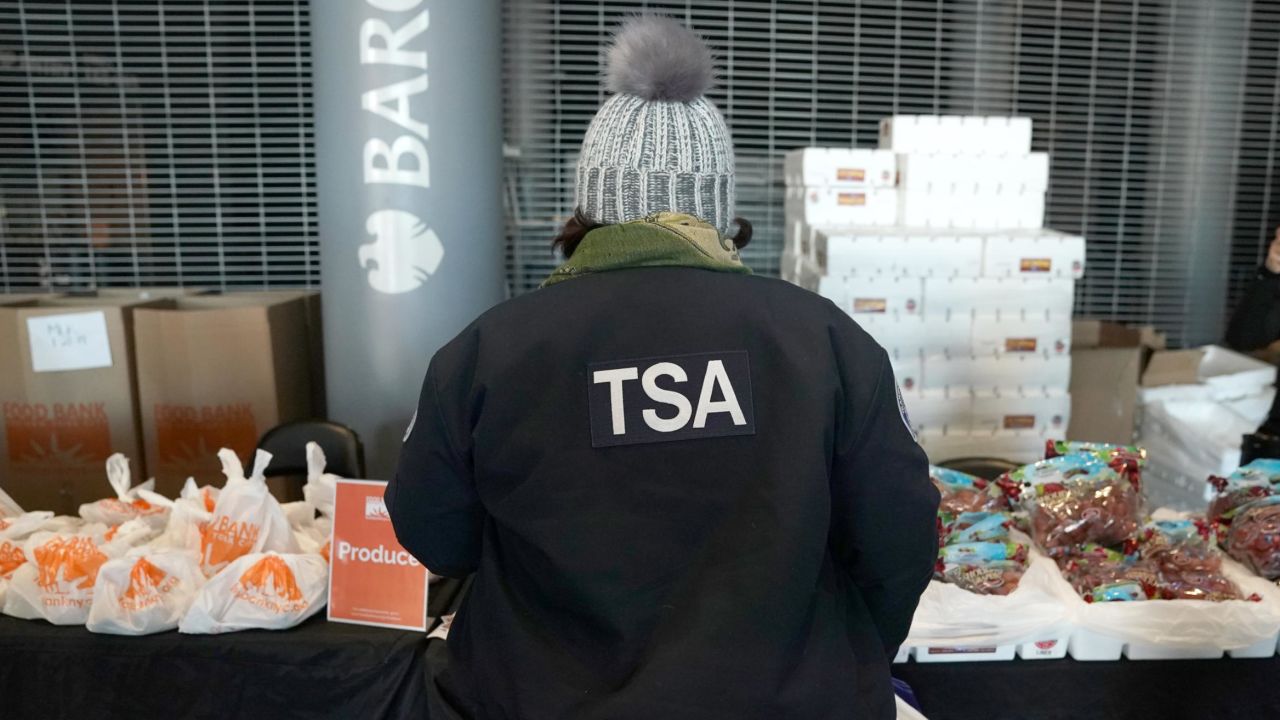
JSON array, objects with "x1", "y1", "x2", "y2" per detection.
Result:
[{"x1": 576, "y1": 16, "x2": 736, "y2": 236}]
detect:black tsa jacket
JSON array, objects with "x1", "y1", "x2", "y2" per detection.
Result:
[{"x1": 388, "y1": 264, "x2": 940, "y2": 720}]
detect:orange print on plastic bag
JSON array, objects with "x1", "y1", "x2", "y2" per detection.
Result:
[
  {"x1": 201, "y1": 515, "x2": 262, "y2": 571},
  {"x1": 119, "y1": 558, "x2": 178, "y2": 611},
  {"x1": 232, "y1": 555, "x2": 306, "y2": 614},
  {"x1": 0, "y1": 540, "x2": 25, "y2": 578},
  {"x1": 34, "y1": 536, "x2": 108, "y2": 594}
]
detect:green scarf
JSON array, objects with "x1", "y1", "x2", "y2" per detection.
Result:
[{"x1": 542, "y1": 212, "x2": 751, "y2": 287}]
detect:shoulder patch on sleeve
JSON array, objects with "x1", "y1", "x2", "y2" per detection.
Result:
[
  {"x1": 895, "y1": 383, "x2": 919, "y2": 442},
  {"x1": 403, "y1": 410, "x2": 417, "y2": 442}
]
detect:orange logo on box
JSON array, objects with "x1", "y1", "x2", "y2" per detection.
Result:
[
  {"x1": 120, "y1": 557, "x2": 178, "y2": 611},
  {"x1": 836, "y1": 167, "x2": 866, "y2": 182},
  {"x1": 1020, "y1": 258, "x2": 1052, "y2": 273},
  {"x1": 328, "y1": 480, "x2": 429, "y2": 631},
  {"x1": 1003, "y1": 415, "x2": 1037, "y2": 430},
  {"x1": 1005, "y1": 338, "x2": 1038, "y2": 352},
  {"x1": 0, "y1": 540, "x2": 26, "y2": 578},
  {"x1": 154, "y1": 403, "x2": 257, "y2": 474},
  {"x1": 837, "y1": 192, "x2": 867, "y2": 206},
  {"x1": 33, "y1": 535, "x2": 107, "y2": 592},
  {"x1": 853, "y1": 298, "x2": 888, "y2": 314},
  {"x1": 2, "y1": 401, "x2": 111, "y2": 467},
  {"x1": 232, "y1": 555, "x2": 306, "y2": 614}
]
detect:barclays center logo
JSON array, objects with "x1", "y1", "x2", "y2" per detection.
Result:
[
  {"x1": 354, "y1": 0, "x2": 439, "y2": 295},
  {"x1": 359, "y1": 209, "x2": 443, "y2": 294}
]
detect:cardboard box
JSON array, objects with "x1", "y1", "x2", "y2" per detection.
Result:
[
  {"x1": 783, "y1": 148, "x2": 896, "y2": 188},
  {"x1": 889, "y1": 354, "x2": 924, "y2": 394},
  {"x1": 924, "y1": 352, "x2": 1072, "y2": 394},
  {"x1": 96, "y1": 287, "x2": 211, "y2": 301},
  {"x1": 898, "y1": 187, "x2": 1043, "y2": 230},
  {"x1": 0, "y1": 295, "x2": 165, "y2": 514},
  {"x1": 902, "y1": 389, "x2": 974, "y2": 433},
  {"x1": 880, "y1": 115, "x2": 1033, "y2": 155},
  {"x1": 1067, "y1": 320, "x2": 1162, "y2": 446},
  {"x1": 971, "y1": 313, "x2": 1072, "y2": 357},
  {"x1": 818, "y1": 275, "x2": 923, "y2": 316},
  {"x1": 818, "y1": 228, "x2": 985, "y2": 279},
  {"x1": 972, "y1": 391, "x2": 1071, "y2": 434},
  {"x1": 924, "y1": 276, "x2": 1074, "y2": 318},
  {"x1": 1140, "y1": 345, "x2": 1276, "y2": 403},
  {"x1": 785, "y1": 185, "x2": 899, "y2": 227},
  {"x1": 858, "y1": 315, "x2": 971, "y2": 357},
  {"x1": 983, "y1": 230, "x2": 1086, "y2": 279},
  {"x1": 133, "y1": 291, "x2": 321, "y2": 493},
  {"x1": 916, "y1": 428, "x2": 1049, "y2": 465},
  {"x1": 897, "y1": 152, "x2": 1049, "y2": 195}
]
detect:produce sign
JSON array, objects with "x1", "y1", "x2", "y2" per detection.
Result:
[{"x1": 327, "y1": 479, "x2": 429, "y2": 631}]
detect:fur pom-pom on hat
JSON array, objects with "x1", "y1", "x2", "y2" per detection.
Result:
[{"x1": 605, "y1": 15, "x2": 714, "y2": 102}]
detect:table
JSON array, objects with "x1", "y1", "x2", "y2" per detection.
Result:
[
  {"x1": 895, "y1": 656, "x2": 1280, "y2": 719},
  {"x1": 0, "y1": 578, "x2": 467, "y2": 720},
  {"x1": 8, "y1": 572, "x2": 1280, "y2": 720}
]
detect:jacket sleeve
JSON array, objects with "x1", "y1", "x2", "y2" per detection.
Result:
[
  {"x1": 1226, "y1": 268, "x2": 1280, "y2": 352},
  {"x1": 386, "y1": 358, "x2": 485, "y2": 578},
  {"x1": 828, "y1": 318, "x2": 939, "y2": 655}
]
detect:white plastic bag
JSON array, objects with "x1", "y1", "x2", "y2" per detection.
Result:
[
  {"x1": 0, "y1": 511, "x2": 55, "y2": 608},
  {"x1": 78, "y1": 454, "x2": 170, "y2": 531},
  {"x1": 2, "y1": 520, "x2": 154, "y2": 625},
  {"x1": 1048, "y1": 507, "x2": 1280, "y2": 650},
  {"x1": 906, "y1": 540, "x2": 1070, "y2": 647},
  {"x1": 199, "y1": 449, "x2": 299, "y2": 577},
  {"x1": 179, "y1": 552, "x2": 328, "y2": 634},
  {"x1": 141, "y1": 478, "x2": 217, "y2": 554},
  {"x1": 86, "y1": 548, "x2": 206, "y2": 636},
  {"x1": 303, "y1": 442, "x2": 339, "y2": 518},
  {"x1": 282, "y1": 501, "x2": 317, "y2": 531}
]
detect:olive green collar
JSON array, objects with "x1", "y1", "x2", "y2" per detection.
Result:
[{"x1": 542, "y1": 212, "x2": 750, "y2": 288}]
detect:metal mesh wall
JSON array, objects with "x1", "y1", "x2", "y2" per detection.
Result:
[
  {"x1": 501, "y1": 1, "x2": 1280, "y2": 347},
  {"x1": 0, "y1": 0, "x2": 316, "y2": 291}
]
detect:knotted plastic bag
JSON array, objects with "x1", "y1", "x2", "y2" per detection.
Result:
[
  {"x1": 86, "y1": 548, "x2": 206, "y2": 636},
  {"x1": 78, "y1": 454, "x2": 170, "y2": 531},
  {"x1": 198, "y1": 449, "x2": 299, "y2": 577},
  {"x1": 2, "y1": 520, "x2": 154, "y2": 625},
  {"x1": 140, "y1": 478, "x2": 219, "y2": 554},
  {"x1": 179, "y1": 552, "x2": 327, "y2": 634}
]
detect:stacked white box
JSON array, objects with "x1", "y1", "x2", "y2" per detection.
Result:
[
  {"x1": 782, "y1": 116, "x2": 1085, "y2": 465},
  {"x1": 880, "y1": 115, "x2": 1033, "y2": 155}
]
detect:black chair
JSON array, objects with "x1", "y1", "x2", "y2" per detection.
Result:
[
  {"x1": 938, "y1": 456, "x2": 1019, "y2": 481},
  {"x1": 1241, "y1": 432, "x2": 1280, "y2": 465},
  {"x1": 257, "y1": 419, "x2": 366, "y2": 480}
]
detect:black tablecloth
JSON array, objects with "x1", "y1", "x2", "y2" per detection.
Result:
[
  {"x1": 895, "y1": 655, "x2": 1280, "y2": 720},
  {"x1": 7, "y1": 571, "x2": 1280, "y2": 720},
  {"x1": 0, "y1": 578, "x2": 468, "y2": 720}
]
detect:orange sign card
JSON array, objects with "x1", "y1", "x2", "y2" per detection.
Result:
[
  {"x1": 836, "y1": 167, "x2": 866, "y2": 182},
  {"x1": 1020, "y1": 258, "x2": 1052, "y2": 273},
  {"x1": 328, "y1": 479, "x2": 429, "y2": 631},
  {"x1": 837, "y1": 192, "x2": 867, "y2": 207}
]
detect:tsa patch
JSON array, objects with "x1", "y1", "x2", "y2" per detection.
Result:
[
  {"x1": 895, "y1": 383, "x2": 919, "y2": 442},
  {"x1": 587, "y1": 351, "x2": 756, "y2": 448}
]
